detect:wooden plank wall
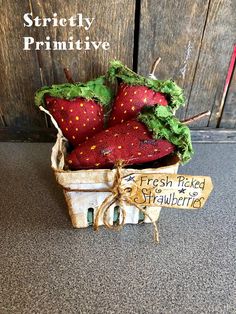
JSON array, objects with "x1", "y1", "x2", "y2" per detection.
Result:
[
  {"x1": 0, "y1": 0, "x2": 235, "y2": 141},
  {"x1": 138, "y1": 0, "x2": 236, "y2": 128},
  {"x1": 220, "y1": 51, "x2": 236, "y2": 128}
]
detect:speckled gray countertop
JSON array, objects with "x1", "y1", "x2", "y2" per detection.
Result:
[{"x1": 0, "y1": 143, "x2": 235, "y2": 314}]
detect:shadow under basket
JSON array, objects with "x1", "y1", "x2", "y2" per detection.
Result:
[{"x1": 51, "y1": 133, "x2": 180, "y2": 229}]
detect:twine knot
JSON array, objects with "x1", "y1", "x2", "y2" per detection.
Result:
[{"x1": 93, "y1": 160, "x2": 159, "y2": 242}]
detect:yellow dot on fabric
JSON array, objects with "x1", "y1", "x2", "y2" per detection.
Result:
[
  {"x1": 65, "y1": 128, "x2": 68, "y2": 131},
  {"x1": 93, "y1": 127, "x2": 96, "y2": 130},
  {"x1": 105, "y1": 130, "x2": 109, "y2": 133},
  {"x1": 143, "y1": 131, "x2": 147, "y2": 134},
  {"x1": 131, "y1": 106, "x2": 135, "y2": 111},
  {"x1": 92, "y1": 111, "x2": 94, "y2": 114},
  {"x1": 53, "y1": 109, "x2": 55, "y2": 112},
  {"x1": 131, "y1": 143, "x2": 134, "y2": 146},
  {"x1": 80, "y1": 103, "x2": 84, "y2": 107},
  {"x1": 99, "y1": 139, "x2": 103, "y2": 143},
  {"x1": 121, "y1": 119, "x2": 124, "y2": 123},
  {"x1": 91, "y1": 145, "x2": 96, "y2": 150},
  {"x1": 68, "y1": 160, "x2": 72, "y2": 164},
  {"x1": 130, "y1": 99, "x2": 133, "y2": 102},
  {"x1": 124, "y1": 92, "x2": 127, "y2": 96},
  {"x1": 127, "y1": 123, "x2": 130, "y2": 126},
  {"x1": 144, "y1": 98, "x2": 147, "y2": 103},
  {"x1": 69, "y1": 120, "x2": 72, "y2": 124},
  {"x1": 134, "y1": 126, "x2": 139, "y2": 129},
  {"x1": 95, "y1": 163, "x2": 100, "y2": 166},
  {"x1": 86, "y1": 136, "x2": 89, "y2": 140},
  {"x1": 120, "y1": 103, "x2": 124, "y2": 107},
  {"x1": 87, "y1": 118, "x2": 90, "y2": 121},
  {"x1": 61, "y1": 118, "x2": 64, "y2": 122},
  {"x1": 114, "y1": 133, "x2": 118, "y2": 137},
  {"x1": 118, "y1": 146, "x2": 122, "y2": 149},
  {"x1": 127, "y1": 132, "x2": 130, "y2": 135},
  {"x1": 93, "y1": 118, "x2": 96, "y2": 121},
  {"x1": 76, "y1": 128, "x2": 78, "y2": 131},
  {"x1": 76, "y1": 116, "x2": 79, "y2": 120},
  {"x1": 72, "y1": 136, "x2": 75, "y2": 139},
  {"x1": 134, "y1": 91, "x2": 137, "y2": 94},
  {"x1": 98, "y1": 112, "x2": 101, "y2": 116},
  {"x1": 86, "y1": 158, "x2": 89, "y2": 161},
  {"x1": 70, "y1": 109, "x2": 73, "y2": 112},
  {"x1": 159, "y1": 99, "x2": 162, "y2": 102},
  {"x1": 154, "y1": 149, "x2": 158, "y2": 152},
  {"x1": 61, "y1": 106, "x2": 64, "y2": 110},
  {"x1": 124, "y1": 110, "x2": 127, "y2": 114},
  {"x1": 91, "y1": 105, "x2": 94, "y2": 109},
  {"x1": 83, "y1": 123, "x2": 86, "y2": 127},
  {"x1": 80, "y1": 152, "x2": 83, "y2": 155},
  {"x1": 113, "y1": 117, "x2": 116, "y2": 120},
  {"x1": 144, "y1": 90, "x2": 147, "y2": 93}
]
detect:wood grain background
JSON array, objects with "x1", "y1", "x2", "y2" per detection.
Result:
[{"x1": 0, "y1": 0, "x2": 235, "y2": 141}]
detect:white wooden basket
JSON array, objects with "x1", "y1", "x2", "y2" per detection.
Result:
[{"x1": 51, "y1": 132, "x2": 179, "y2": 229}]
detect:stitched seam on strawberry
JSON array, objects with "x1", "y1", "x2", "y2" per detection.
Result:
[
  {"x1": 107, "y1": 60, "x2": 185, "y2": 111},
  {"x1": 35, "y1": 76, "x2": 112, "y2": 108},
  {"x1": 138, "y1": 105, "x2": 193, "y2": 164}
]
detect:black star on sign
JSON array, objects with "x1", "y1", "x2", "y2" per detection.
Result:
[
  {"x1": 125, "y1": 175, "x2": 135, "y2": 182},
  {"x1": 178, "y1": 188, "x2": 186, "y2": 194}
]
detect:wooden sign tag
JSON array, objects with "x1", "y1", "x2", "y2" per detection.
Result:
[{"x1": 121, "y1": 173, "x2": 213, "y2": 209}]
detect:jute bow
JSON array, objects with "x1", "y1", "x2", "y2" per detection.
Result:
[{"x1": 93, "y1": 161, "x2": 159, "y2": 242}]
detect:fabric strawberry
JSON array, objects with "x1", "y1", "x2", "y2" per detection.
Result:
[
  {"x1": 108, "y1": 83, "x2": 168, "y2": 127},
  {"x1": 107, "y1": 60, "x2": 185, "y2": 127},
  {"x1": 66, "y1": 106, "x2": 193, "y2": 170},
  {"x1": 44, "y1": 95, "x2": 104, "y2": 147},
  {"x1": 35, "y1": 77, "x2": 112, "y2": 147}
]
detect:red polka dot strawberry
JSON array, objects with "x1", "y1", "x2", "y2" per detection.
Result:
[
  {"x1": 107, "y1": 60, "x2": 185, "y2": 127},
  {"x1": 66, "y1": 105, "x2": 193, "y2": 170},
  {"x1": 35, "y1": 77, "x2": 112, "y2": 147}
]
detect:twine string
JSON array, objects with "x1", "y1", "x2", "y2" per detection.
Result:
[{"x1": 93, "y1": 161, "x2": 159, "y2": 242}]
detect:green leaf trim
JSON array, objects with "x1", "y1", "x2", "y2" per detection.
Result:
[
  {"x1": 139, "y1": 105, "x2": 193, "y2": 163},
  {"x1": 35, "y1": 76, "x2": 112, "y2": 107},
  {"x1": 108, "y1": 60, "x2": 185, "y2": 111}
]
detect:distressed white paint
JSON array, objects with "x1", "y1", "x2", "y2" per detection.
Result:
[{"x1": 179, "y1": 40, "x2": 192, "y2": 79}]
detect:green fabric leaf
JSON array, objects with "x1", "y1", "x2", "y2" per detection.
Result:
[
  {"x1": 108, "y1": 60, "x2": 185, "y2": 111},
  {"x1": 139, "y1": 106, "x2": 194, "y2": 163},
  {"x1": 35, "y1": 76, "x2": 112, "y2": 108}
]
